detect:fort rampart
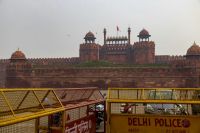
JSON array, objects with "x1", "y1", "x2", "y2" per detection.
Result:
[{"x1": 6, "y1": 67, "x2": 199, "y2": 88}]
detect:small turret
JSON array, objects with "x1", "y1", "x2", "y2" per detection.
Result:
[
  {"x1": 84, "y1": 31, "x2": 96, "y2": 43},
  {"x1": 186, "y1": 41, "x2": 200, "y2": 60},
  {"x1": 10, "y1": 48, "x2": 26, "y2": 63},
  {"x1": 132, "y1": 29, "x2": 155, "y2": 64},
  {"x1": 80, "y1": 31, "x2": 100, "y2": 62},
  {"x1": 137, "y1": 29, "x2": 151, "y2": 42}
]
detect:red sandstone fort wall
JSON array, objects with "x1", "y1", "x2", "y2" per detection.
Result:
[
  {"x1": 6, "y1": 67, "x2": 199, "y2": 88},
  {"x1": 0, "y1": 59, "x2": 9, "y2": 88},
  {"x1": 28, "y1": 57, "x2": 80, "y2": 65},
  {"x1": 132, "y1": 41, "x2": 155, "y2": 64},
  {"x1": 79, "y1": 43, "x2": 100, "y2": 62},
  {"x1": 100, "y1": 44, "x2": 131, "y2": 64},
  {"x1": 155, "y1": 55, "x2": 185, "y2": 64}
]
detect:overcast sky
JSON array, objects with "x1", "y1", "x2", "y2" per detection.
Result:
[{"x1": 0, "y1": 0, "x2": 200, "y2": 59}]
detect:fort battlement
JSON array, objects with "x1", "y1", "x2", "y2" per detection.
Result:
[
  {"x1": 80, "y1": 43, "x2": 100, "y2": 49},
  {"x1": 79, "y1": 29, "x2": 157, "y2": 64},
  {"x1": 103, "y1": 44, "x2": 129, "y2": 47},
  {"x1": 0, "y1": 59, "x2": 9, "y2": 64},
  {"x1": 170, "y1": 59, "x2": 200, "y2": 68},
  {"x1": 106, "y1": 36, "x2": 128, "y2": 41},
  {"x1": 133, "y1": 41, "x2": 155, "y2": 48},
  {"x1": 102, "y1": 44, "x2": 130, "y2": 51},
  {"x1": 28, "y1": 57, "x2": 80, "y2": 65},
  {"x1": 106, "y1": 36, "x2": 129, "y2": 44},
  {"x1": 155, "y1": 55, "x2": 185, "y2": 64}
]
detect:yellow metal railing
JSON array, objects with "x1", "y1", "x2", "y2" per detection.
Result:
[
  {"x1": 106, "y1": 88, "x2": 200, "y2": 133},
  {"x1": 107, "y1": 88, "x2": 200, "y2": 104},
  {"x1": 0, "y1": 87, "x2": 105, "y2": 133},
  {"x1": 0, "y1": 88, "x2": 65, "y2": 127}
]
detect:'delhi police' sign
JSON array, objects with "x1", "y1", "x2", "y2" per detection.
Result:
[{"x1": 110, "y1": 114, "x2": 200, "y2": 133}]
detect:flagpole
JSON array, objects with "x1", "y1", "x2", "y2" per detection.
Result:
[
  {"x1": 116, "y1": 26, "x2": 119, "y2": 37},
  {"x1": 117, "y1": 26, "x2": 118, "y2": 37}
]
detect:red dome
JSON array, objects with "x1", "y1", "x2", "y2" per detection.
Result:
[
  {"x1": 85, "y1": 31, "x2": 95, "y2": 38},
  {"x1": 186, "y1": 42, "x2": 200, "y2": 55},
  {"x1": 139, "y1": 29, "x2": 149, "y2": 36},
  {"x1": 11, "y1": 49, "x2": 26, "y2": 59}
]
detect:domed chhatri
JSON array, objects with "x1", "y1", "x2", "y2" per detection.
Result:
[
  {"x1": 139, "y1": 29, "x2": 149, "y2": 36},
  {"x1": 84, "y1": 31, "x2": 96, "y2": 43},
  {"x1": 186, "y1": 42, "x2": 200, "y2": 60},
  {"x1": 11, "y1": 49, "x2": 26, "y2": 60},
  {"x1": 186, "y1": 42, "x2": 200, "y2": 56},
  {"x1": 84, "y1": 31, "x2": 95, "y2": 38},
  {"x1": 137, "y1": 28, "x2": 151, "y2": 42}
]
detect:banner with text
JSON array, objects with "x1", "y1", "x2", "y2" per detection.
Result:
[
  {"x1": 110, "y1": 114, "x2": 200, "y2": 133},
  {"x1": 65, "y1": 114, "x2": 96, "y2": 133}
]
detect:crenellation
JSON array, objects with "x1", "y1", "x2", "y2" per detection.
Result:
[
  {"x1": 27, "y1": 57, "x2": 79, "y2": 66},
  {"x1": 155, "y1": 55, "x2": 185, "y2": 64}
]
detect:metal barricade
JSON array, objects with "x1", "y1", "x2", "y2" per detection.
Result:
[
  {"x1": 51, "y1": 88, "x2": 105, "y2": 133},
  {"x1": 0, "y1": 88, "x2": 105, "y2": 133},
  {"x1": 0, "y1": 88, "x2": 64, "y2": 133},
  {"x1": 106, "y1": 88, "x2": 200, "y2": 133}
]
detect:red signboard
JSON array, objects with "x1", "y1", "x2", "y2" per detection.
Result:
[{"x1": 65, "y1": 114, "x2": 96, "y2": 133}]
